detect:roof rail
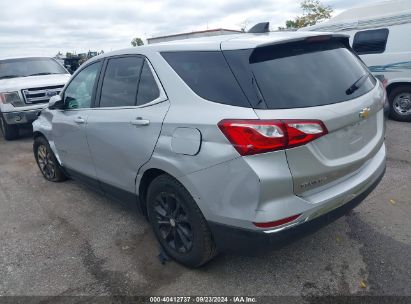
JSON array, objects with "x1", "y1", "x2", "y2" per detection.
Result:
[{"x1": 248, "y1": 22, "x2": 270, "y2": 33}]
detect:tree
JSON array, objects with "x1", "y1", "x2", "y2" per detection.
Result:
[
  {"x1": 282, "y1": 0, "x2": 333, "y2": 29},
  {"x1": 131, "y1": 37, "x2": 144, "y2": 47},
  {"x1": 239, "y1": 19, "x2": 250, "y2": 32}
]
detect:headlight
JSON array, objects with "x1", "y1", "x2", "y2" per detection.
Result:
[{"x1": 0, "y1": 92, "x2": 25, "y2": 107}]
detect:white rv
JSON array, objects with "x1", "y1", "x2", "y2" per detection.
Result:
[{"x1": 304, "y1": 0, "x2": 411, "y2": 122}]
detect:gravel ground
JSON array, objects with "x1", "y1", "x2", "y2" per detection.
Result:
[{"x1": 0, "y1": 120, "x2": 410, "y2": 300}]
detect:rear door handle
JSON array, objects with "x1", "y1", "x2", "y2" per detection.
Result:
[
  {"x1": 74, "y1": 117, "x2": 86, "y2": 124},
  {"x1": 130, "y1": 117, "x2": 150, "y2": 126}
]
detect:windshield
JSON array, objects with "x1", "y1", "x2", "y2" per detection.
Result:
[{"x1": 0, "y1": 57, "x2": 67, "y2": 79}]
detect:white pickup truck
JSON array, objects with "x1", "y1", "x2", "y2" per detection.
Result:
[{"x1": 0, "y1": 57, "x2": 71, "y2": 140}]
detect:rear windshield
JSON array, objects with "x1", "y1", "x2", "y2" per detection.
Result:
[
  {"x1": 225, "y1": 40, "x2": 376, "y2": 109},
  {"x1": 162, "y1": 40, "x2": 376, "y2": 109},
  {"x1": 0, "y1": 57, "x2": 67, "y2": 79}
]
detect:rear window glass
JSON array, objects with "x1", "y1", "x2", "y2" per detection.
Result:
[
  {"x1": 353, "y1": 29, "x2": 389, "y2": 55},
  {"x1": 224, "y1": 40, "x2": 376, "y2": 109},
  {"x1": 137, "y1": 61, "x2": 160, "y2": 106},
  {"x1": 162, "y1": 51, "x2": 250, "y2": 107},
  {"x1": 100, "y1": 56, "x2": 143, "y2": 108}
]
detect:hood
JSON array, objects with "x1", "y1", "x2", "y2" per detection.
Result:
[{"x1": 0, "y1": 73, "x2": 71, "y2": 92}]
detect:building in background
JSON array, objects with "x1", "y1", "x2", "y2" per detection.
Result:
[{"x1": 147, "y1": 28, "x2": 242, "y2": 44}]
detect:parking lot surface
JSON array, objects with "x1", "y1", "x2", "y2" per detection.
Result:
[{"x1": 0, "y1": 120, "x2": 410, "y2": 298}]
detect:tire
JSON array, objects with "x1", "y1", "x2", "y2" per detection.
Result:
[
  {"x1": 33, "y1": 136, "x2": 67, "y2": 182},
  {"x1": 388, "y1": 85, "x2": 411, "y2": 122},
  {"x1": 0, "y1": 114, "x2": 19, "y2": 140},
  {"x1": 147, "y1": 174, "x2": 217, "y2": 267}
]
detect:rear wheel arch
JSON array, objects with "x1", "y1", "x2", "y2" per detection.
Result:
[
  {"x1": 138, "y1": 168, "x2": 206, "y2": 218},
  {"x1": 145, "y1": 172, "x2": 217, "y2": 267},
  {"x1": 138, "y1": 168, "x2": 170, "y2": 216}
]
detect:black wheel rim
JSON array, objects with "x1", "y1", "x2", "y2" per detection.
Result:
[
  {"x1": 37, "y1": 145, "x2": 56, "y2": 180},
  {"x1": 153, "y1": 192, "x2": 193, "y2": 253}
]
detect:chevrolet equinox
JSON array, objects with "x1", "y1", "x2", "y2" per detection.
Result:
[{"x1": 33, "y1": 32, "x2": 387, "y2": 267}]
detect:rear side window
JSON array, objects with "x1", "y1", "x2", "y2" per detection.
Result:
[
  {"x1": 100, "y1": 56, "x2": 143, "y2": 108},
  {"x1": 224, "y1": 40, "x2": 376, "y2": 109},
  {"x1": 353, "y1": 29, "x2": 389, "y2": 54},
  {"x1": 162, "y1": 51, "x2": 250, "y2": 107},
  {"x1": 137, "y1": 61, "x2": 160, "y2": 105}
]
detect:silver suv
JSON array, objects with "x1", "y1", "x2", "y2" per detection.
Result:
[{"x1": 33, "y1": 32, "x2": 386, "y2": 267}]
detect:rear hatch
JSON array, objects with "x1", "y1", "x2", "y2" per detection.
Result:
[{"x1": 222, "y1": 35, "x2": 386, "y2": 195}]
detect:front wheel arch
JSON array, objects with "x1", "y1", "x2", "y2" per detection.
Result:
[
  {"x1": 33, "y1": 136, "x2": 67, "y2": 182},
  {"x1": 33, "y1": 131, "x2": 46, "y2": 140}
]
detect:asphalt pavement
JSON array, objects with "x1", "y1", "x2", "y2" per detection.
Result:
[{"x1": 0, "y1": 120, "x2": 410, "y2": 300}]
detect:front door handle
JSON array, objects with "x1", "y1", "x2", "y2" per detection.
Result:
[
  {"x1": 130, "y1": 117, "x2": 150, "y2": 126},
  {"x1": 74, "y1": 117, "x2": 86, "y2": 124}
]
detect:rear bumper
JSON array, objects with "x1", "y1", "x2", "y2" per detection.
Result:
[
  {"x1": 2, "y1": 109, "x2": 41, "y2": 125},
  {"x1": 208, "y1": 165, "x2": 385, "y2": 254}
]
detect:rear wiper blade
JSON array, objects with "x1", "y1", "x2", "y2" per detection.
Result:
[{"x1": 346, "y1": 74, "x2": 370, "y2": 95}]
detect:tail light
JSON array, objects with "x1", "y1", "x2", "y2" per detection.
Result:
[{"x1": 218, "y1": 119, "x2": 328, "y2": 156}]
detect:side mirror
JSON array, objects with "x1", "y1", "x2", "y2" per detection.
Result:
[{"x1": 49, "y1": 95, "x2": 64, "y2": 110}]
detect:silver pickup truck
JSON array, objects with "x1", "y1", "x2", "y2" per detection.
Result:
[{"x1": 0, "y1": 57, "x2": 70, "y2": 140}]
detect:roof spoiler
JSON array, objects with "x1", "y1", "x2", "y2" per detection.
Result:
[{"x1": 248, "y1": 22, "x2": 270, "y2": 33}]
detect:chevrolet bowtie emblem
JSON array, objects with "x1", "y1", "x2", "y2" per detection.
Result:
[{"x1": 359, "y1": 107, "x2": 371, "y2": 119}]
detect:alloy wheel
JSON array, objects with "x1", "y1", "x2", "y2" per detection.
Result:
[
  {"x1": 153, "y1": 192, "x2": 193, "y2": 253},
  {"x1": 37, "y1": 145, "x2": 56, "y2": 180}
]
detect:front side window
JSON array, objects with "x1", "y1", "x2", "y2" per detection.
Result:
[
  {"x1": 64, "y1": 61, "x2": 102, "y2": 110},
  {"x1": 353, "y1": 29, "x2": 389, "y2": 55},
  {"x1": 100, "y1": 57, "x2": 143, "y2": 108}
]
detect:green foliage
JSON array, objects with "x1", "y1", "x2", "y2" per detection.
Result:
[
  {"x1": 282, "y1": 0, "x2": 333, "y2": 29},
  {"x1": 131, "y1": 37, "x2": 144, "y2": 47}
]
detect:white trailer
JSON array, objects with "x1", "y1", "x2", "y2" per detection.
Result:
[{"x1": 303, "y1": 0, "x2": 411, "y2": 121}]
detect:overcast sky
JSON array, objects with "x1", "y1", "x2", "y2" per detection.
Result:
[{"x1": 0, "y1": 0, "x2": 382, "y2": 58}]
